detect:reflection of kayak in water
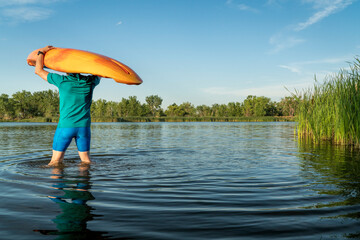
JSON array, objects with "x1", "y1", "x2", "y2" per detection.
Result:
[{"x1": 49, "y1": 186, "x2": 95, "y2": 204}]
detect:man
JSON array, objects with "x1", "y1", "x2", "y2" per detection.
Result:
[{"x1": 35, "y1": 46, "x2": 100, "y2": 166}]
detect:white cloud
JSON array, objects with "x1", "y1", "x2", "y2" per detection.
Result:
[
  {"x1": 279, "y1": 55, "x2": 353, "y2": 76},
  {"x1": 2, "y1": 7, "x2": 51, "y2": 22},
  {"x1": 202, "y1": 82, "x2": 313, "y2": 100},
  {"x1": 226, "y1": 0, "x2": 259, "y2": 13},
  {"x1": 0, "y1": 0, "x2": 37, "y2": 6},
  {"x1": 297, "y1": 56, "x2": 353, "y2": 65},
  {"x1": 293, "y1": 57, "x2": 350, "y2": 69},
  {"x1": 237, "y1": 4, "x2": 259, "y2": 13},
  {"x1": 268, "y1": 34, "x2": 305, "y2": 54},
  {"x1": 267, "y1": 0, "x2": 280, "y2": 4},
  {"x1": 295, "y1": 0, "x2": 353, "y2": 31},
  {"x1": 279, "y1": 65, "x2": 301, "y2": 74},
  {"x1": 0, "y1": 0, "x2": 60, "y2": 7},
  {"x1": 0, "y1": 0, "x2": 60, "y2": 22},
  {"x1": 116, "y1": 21, "x2": 122, "y2": 25},
  {"x1": 267, "y1": 0, "x2": 353, "y2": 53}
]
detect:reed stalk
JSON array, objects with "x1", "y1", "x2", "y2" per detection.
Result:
[{"x1": 295, "y1": 58, "x2": 360, "y2": 146}]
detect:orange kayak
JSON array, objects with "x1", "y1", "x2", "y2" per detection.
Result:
[{"x1": 27, "y1": 48, "x2": 143, "y2": 85}]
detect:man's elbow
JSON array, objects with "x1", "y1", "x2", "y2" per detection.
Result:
[
  {"x1": 35, "y1": 68, "x2": 41, "y2": 76},
  {"x1": 35, "y1": 69, "x2": 49, "y2": 81}
]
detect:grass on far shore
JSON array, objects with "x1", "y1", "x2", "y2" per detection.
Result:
[{"x1": 0, "y1": 116, "x2": 295, "y2": 123}]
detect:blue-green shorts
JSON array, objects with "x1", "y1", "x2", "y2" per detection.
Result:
[{"x1": 52, "y1": 127, "x2": 91, "y2": 152}]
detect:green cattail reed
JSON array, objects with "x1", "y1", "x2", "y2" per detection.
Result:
[{"x1": 295, "y1": 58, "x2": 360, "y2": 146}]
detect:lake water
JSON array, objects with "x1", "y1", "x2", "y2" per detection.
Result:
[{"x1": 0, "y1": 122, "x2": 359, "y2": 239}]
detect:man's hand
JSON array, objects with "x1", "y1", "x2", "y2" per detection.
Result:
[
  {"x1": 35, "y1": 45, "x2": 55, "y2": 81},
  {"x1": 39, "y1": 45, "x2": 55, "y2": 54}
]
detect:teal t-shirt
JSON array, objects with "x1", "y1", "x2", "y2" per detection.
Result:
[{"x1": 47, "y1": 73, "x2": 100, "y2": 128}]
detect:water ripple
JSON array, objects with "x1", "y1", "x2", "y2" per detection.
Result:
[{"x1": 0, "y1": 122, "x2": 360, "y2": 239}]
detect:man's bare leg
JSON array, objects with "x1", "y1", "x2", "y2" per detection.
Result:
[
  {"x1": 48, "y1": 150, "x2": 65, "y2": 166},
  {"x1": 78, "y1": 151, "x2": 91, "y2": 164}
]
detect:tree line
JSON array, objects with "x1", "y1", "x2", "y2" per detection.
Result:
[{"x1": 0, "y1": 90, "x2": 298, "y2": 120}]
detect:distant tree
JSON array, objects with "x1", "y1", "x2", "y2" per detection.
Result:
[
  {"x1": 278, "y1": 96, "x2": 298, "y2": 116},
  {"x1": 265, "y1": 101, "x2": 280, "y2": 116},
  {"x1": 243, "y1": 95, "x2": 255, "y2": 117},
  {"x1": 211, "y1": 104, "x2": 220, "y2": 117},
  {"x1": 0, "y1": 90, "x2": 292, "y2": 120},
  {"x1": 117, "y1": 96, "x2": 144, "y2": 117},
  {"x1": 243, "y1": 95, "x2": 276, "y2": 117},
  {"x1": 12, "y1": 90, "x2": 37, "y2": 119},
  {"x1": 32, "y1": 90, "x2": 59, "y2": 118},
  {"x1": 128, "y1": 96, "x2": 143, "y2": 116},
  {"x1": 91, "y1": 99, "x2": 108, "y2": 118},
  {"x1": 0, "y1": 94, "x2": 15, "y2": 119},
  {"x1": 118, "y1": 98, "x2": 129, "y2": 117},
  {"x1": 196, "y1": 105, "x2": 212, "y2": 117},
  {"x1": 211, "y1": 104, "x2": 227, "y2": 117},
  {"x1": 179, "y1": 102, "x2": 196, "y2": 116},
  {"x1": 218, "y1": 104, "x2": 229, "y2": 117},
  {"x1": 253, "y1": 96, "x2": 268, "y2": 116},
  {"x1": 227, "y1": 102, "x2": 243, "y2": 117},
  {"x1": 105, "y1": 101, "x2": 119, "y2": 118},
  {"x1": 146, "y1": 95, "x2": 163, "y2": 117},
  {"x1": 141, "y1": 103, "x2": 152, "y2": 117},
  {"x1": 165, "y1": 103, "x2": 186, "y2": 117}
]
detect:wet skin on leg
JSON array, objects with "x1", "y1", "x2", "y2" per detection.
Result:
[
  {"x1": 48, "y1": 150, "x2": 65, "y2": 166},
  {"x1": 78, "y1": 151, "x2": 91, "y2": 164}
]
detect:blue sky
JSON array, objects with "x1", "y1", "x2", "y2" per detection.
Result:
[{"x1": 0, "y1": 0, "x2": 359, "y2": 107}]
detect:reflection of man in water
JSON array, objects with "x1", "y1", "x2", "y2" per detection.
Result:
[
  {"x1": 35, "y1": 46, "x2": 100, "y2": 166},
  {"x1": 34, "y1": 165, "x2": 106, "y2": 239},
  {"x1": 49, "y1": 166, "x2": 95, "y2": 234}
]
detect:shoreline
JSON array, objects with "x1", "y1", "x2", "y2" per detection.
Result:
[{"x1": 0, "y1": 116, "x2": 295, "y2": 123}]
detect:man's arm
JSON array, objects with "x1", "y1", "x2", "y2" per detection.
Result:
[
  {"x1": 35, "y1": 46, "x2": 55, "y2": 81},
  {"x1": 94, "y1": 76, "x2": 101, "y2": 87}
]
